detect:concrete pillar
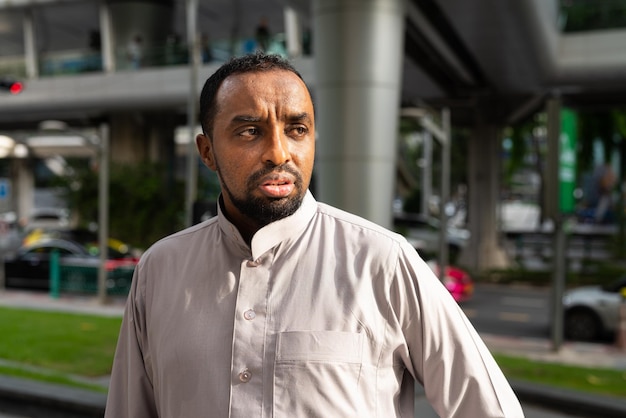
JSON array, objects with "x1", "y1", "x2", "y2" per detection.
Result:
[
  {"x1": 22, "y1": 8, "x2": 38, "y2": 79},
  {"x1": 12, "y1": 158, "x2": 34, "y2": 224},
  {"x1": 421, "y1": 130, "x2": 433, "y2": 216},
  {"x1": 313, "y1": 0, "x2": 405, "y2": 228},
  {"x1": 108, "y1": 112, "x2": 178, "y2": 165},
  {"x1": 459, "y1": 123, "x2": 510, "y2": 271},
  {"x1": 99, "y1": 0, "x2": 115, "y2": 73},
  {"x1": 284, "y1": 5, "x2": 302, "y2": 58},
  {"x1": 184, "y1": 0, "x2": 199, "y2": 227}
]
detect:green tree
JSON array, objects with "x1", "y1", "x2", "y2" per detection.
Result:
[{"x1": 56, "y1": 161, "x2": 185, "y2": 250}]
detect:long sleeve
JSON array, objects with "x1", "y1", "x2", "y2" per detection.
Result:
[
  {"x1": 105, "y1": 266, "x2": 158, "y2": 418},
  {"x1": 394, "y1": 241, "x2": 525, "y2": 417}
]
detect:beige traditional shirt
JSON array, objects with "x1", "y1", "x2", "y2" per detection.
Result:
[{"x1": 105, "y1": 191, "x2": 524, "y2": 417}]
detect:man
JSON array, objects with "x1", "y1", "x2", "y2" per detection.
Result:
[{"x1": 105, "y1": 53, "x2": 523, "y2": 417}]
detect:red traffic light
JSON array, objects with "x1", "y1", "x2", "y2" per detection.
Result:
[{"x1": 0, "y1": 77, "x2": 24, "y2": 95}]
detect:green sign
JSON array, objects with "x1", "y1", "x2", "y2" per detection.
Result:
[{"x1": 559, "y1": 109, "x2": 577, "y2": 213}]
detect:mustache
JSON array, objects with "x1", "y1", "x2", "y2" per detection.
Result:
[{"x1": 247, "y1": 163, "x2": 302, "y2": 188}]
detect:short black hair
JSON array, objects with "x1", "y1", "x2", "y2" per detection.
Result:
[{"x1": 199, "y1": 53, "x2": 306, "y2": 136}]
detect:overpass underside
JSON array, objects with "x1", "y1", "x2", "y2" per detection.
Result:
[{"x1": 1, "y1": 0, "x2": 626, "y2": 272}]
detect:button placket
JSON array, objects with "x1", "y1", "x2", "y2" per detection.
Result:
[{"x1": 230, "y1": 252, "x2": 273, "y2": 412}]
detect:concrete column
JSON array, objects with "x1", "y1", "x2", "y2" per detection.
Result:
[
  {"x1": 22, "y1": 8, "x2": 38, "y2": 79},
  {"x1": 284, "y1": 5, "x2": 302, "y2": 57},
  {"x1": 109, "y1": 112, "x2": 178, "y2": 165},
  {"x1": 99, "y1": 0, "x2": 115, "y2": 73},
  {"x1": 313, "y1": 0, "x2": 405, "y2": 228},
  {"x1": 459, "y1": 123, "x2": 510, "y2": 271},
  {"x1": 12, "y1": 158, "x2": 34, "y2": 224},
  {"x1": 185, "y1": 0, "x2": 199, "y2": 227},
  {"x1": 421, "y1": 130, "x2": 433, "y2": 216}
]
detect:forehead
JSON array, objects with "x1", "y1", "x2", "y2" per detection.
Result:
[{"x1": 216, "y1": 70, "x2": 313, "y2": 114}]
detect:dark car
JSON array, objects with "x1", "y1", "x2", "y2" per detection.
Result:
[
  {"x1": 23, "y1": 227, "x2": 139, "y2": 261},
  {"x1": 3, "y1": 238, "x2": 137, "y2": 292}
]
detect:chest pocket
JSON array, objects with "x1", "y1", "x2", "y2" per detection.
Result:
[{"x1": 273, "y1": 331, "x2": 368, "y2": 417}]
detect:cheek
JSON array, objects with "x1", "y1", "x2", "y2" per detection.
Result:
[
  {"x1": 294, "y1": 143, "x2": 315, "y2": 171},
  {"x1": 215, "y1": 151, "x2": 254, "y2": 184}
]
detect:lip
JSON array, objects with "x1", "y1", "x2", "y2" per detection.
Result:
[{"x1": 257, "y1": 173, "x2": 296, "y2": 198}]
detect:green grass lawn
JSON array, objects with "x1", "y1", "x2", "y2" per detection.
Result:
[
  {"x1": 0, "y1": 306, "x2": 121, "y2": 377},
  {"x1": 1, "y1": 305, "x2": 625, "y2": 400},
  {"x1": 494, "y1": 354, "x2": 626, "y2": 398}
]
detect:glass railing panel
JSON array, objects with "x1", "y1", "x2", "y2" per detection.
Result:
[
  {"x1": 40, "y1": 51, "x2": 103, "y2": 76},
  {"x1": 0, "y1": 32, "x2": 303, "y2": 79},
  {"x1": 0, "y1": 56, "x2": 27, "y2": 79}
]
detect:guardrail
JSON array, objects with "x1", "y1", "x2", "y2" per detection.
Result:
[{"x1": 49, "y1": 250, "x2": 134, "y2": 298}]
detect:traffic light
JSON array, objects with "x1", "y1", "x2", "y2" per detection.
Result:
[{"x1": 0, "y1": 76, "x2": 24, "y2": 94}]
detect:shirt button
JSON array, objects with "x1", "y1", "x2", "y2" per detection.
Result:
[
  {"x1": 243, "y1": 309, "x2": 256, "y2": 320},
  {"x1": 239, "y1": 369, "x2": 252, "y2": 383}
]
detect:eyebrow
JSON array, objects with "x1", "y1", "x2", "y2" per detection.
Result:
[
  {"x1": 286, "y1": 112, "x2": 313, "y2": 124},
  {"x1": 231, "y1": 115, "x2": 261, "y2": 123},
  {"x1": 230, "y1": 112, "x2": 313, "y2": 124}
]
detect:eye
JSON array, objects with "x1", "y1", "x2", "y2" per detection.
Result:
[
  {"x1": 288, "y1": 125, "x2": 308, "y2": 137},
  {"x1": 237, "y1": 127, "x2": 260, "y2": 139}
]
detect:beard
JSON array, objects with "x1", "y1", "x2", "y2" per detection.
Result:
[{"x1": 217, "y1": 163, "x2": 306, "y2": 226}]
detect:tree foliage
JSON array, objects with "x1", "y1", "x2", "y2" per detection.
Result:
[{"x1": 56, "y1": 161, "x2": 185, "y2": 250}]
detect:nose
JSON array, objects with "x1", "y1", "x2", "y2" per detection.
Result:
[{"x1": 263, "y1": 128, "x2": 290, "y2": 166}]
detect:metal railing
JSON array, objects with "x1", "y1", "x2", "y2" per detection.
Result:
[
  {"x1": 0, "y1": 34, "x2": 293, "y2": 79},
  {"x1": 49, "y1": 250, "x2": 134, "y2": 297}
]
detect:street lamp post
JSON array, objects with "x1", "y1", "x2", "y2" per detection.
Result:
[
  {"x1": 97, "y1": 124, "x2": 110, "y2": 305},
  {"x1": 400, "y1": 107, "x2": 451, "y2": 281},
  {"x1": 184, "y1": 0, "x2": 200, "y2": 227}
]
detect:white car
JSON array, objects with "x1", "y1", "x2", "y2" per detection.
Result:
[
  {"x1": 26, "y1": 207, "x2": 72, "y2": 231},
  {"x1": 394, "y1": 212, "x2": 470, "y2": 263},
  {"x1": 563, "y1": 276, "x2": 626, "y2": 341}
]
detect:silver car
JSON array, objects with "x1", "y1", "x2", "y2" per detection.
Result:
[{"x1": 563, "y1": 276, "x2": 626, "y2": 341}]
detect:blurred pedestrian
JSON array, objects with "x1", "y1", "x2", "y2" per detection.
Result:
[
  {"x1": 105, "y1": 53, "x2": 523, "y2": 418},
  {"x1": 126, "y1": 34, "x2": 143, "y2": 69},
  {"x1": 200, "y1": 32, "x2": 213, "y2": 63},
  {"x1": 593, "y1": 161, "x2": 617, "y2": 224},
  {"x1": 255, "y1": 16, "x2": 271, "y2": 52}
]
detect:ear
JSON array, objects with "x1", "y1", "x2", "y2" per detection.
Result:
[{"x1": 196, "y1": 133, "x2": 217, "y2": 171}]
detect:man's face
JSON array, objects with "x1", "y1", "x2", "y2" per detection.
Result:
[{"x1": 196, "y1": 70, "x2": 315, "y2": 229}]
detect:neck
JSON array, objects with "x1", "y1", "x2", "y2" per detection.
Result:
[{"x1": 218, "y1": 197, "x2": 262, "y2": 246}]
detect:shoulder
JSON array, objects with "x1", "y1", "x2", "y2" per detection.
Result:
[
  {"x1": 313, "y1": 201, "x2": 411, "y2": 249},
  {"x1": 139, "y1": 217, "x2": 220, "y2": 263}
]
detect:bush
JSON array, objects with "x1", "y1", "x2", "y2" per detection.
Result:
[{"x1": 56, "y1": 161, "x2": 186, "y2": 250}]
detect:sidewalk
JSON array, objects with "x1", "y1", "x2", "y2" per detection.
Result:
[
  {"x1": 1, "y1": 289, "x2": 626, "y2": 417},
  {"x1": 0, "y1": 289, "x2": 126, "y2": 317},
  {"x1": 482, "y1": 333, "x2": 626, "y2": 370}
]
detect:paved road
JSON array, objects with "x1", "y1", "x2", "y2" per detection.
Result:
[
  {"x1": 463, "y1": 283, "x2": 551, "y2": 339},
  {"x1": 414, "y1": 385, "x2": 591, "y2": 417}
]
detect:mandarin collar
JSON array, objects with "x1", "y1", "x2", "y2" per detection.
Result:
[{"x1": 217, "y1": 190, "x2": 317, "y2": 259}]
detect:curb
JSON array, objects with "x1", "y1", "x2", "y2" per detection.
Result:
[
  {"x1": 0, "y1": 375, "x2": 106, "y2": 418},
  {"x1": 512, "y1": 379, "x2": 626, "y2": 418},
  {"x1": 3, "y1": 374, "x2": 626, "y2": 417}
]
